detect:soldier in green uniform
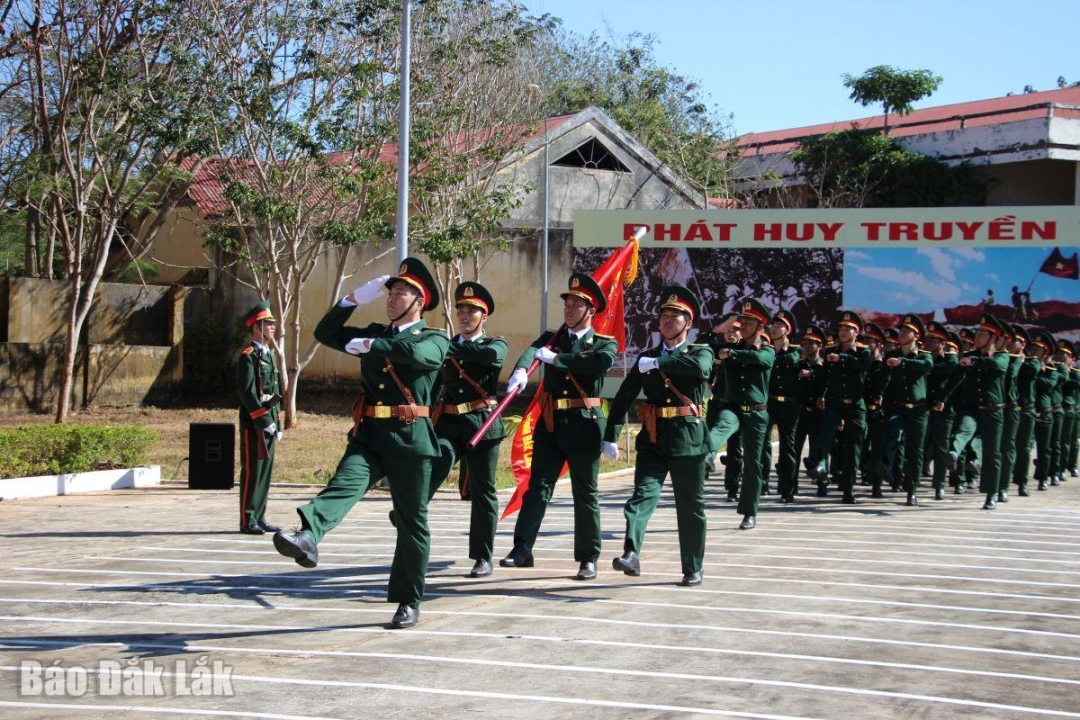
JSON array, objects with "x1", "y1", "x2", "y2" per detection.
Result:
[
  {"x1": 500, "y1": 273, "x2": 616, "y2": 580},
  {"x1": 1012, "y1": 326, "x2": 1038, "y2": 496},
  {"x1": 1031, "y1": 331, "x2": 1058, "y2": 491},
  {"x1": 427, "y1": 282, "x2": 507, "y2": 579},
  {"x1": 272, "y1": 258, "x2": 449, "y2": 630},
  {"x1": 861, "y1": 322, "x2": 890, "y2": 494},
  {"x1": 924, "y1": 322, "x2": 964, "y2": 499},
  {"x1": 794, "y1": 324, "x2": 826, "y2": 499},
  {"x1": 1063, "y1": 341, "x2": 1080, "y2": 479},
  {"x1": 703, "y1": 312, "x2": 742, "y2": 502},
  {"x1": 1047, "y1": 339, "x2": 1068, "y2": 486},
  {"x1": 808, "y1": 311, "x2": 872, "y2": 504},
  {"x1": 713, "y1": 299, "x2": 775, "y2": 530},
  {"x1": 604, "y1": 285, "x2": 713, "y2": 586},
  {"x1": 995, "y1": 322, "x2": 1025, "y2": 504},
  {"x1": 237, "y1": 301, "x2": 282, "y2": 534},
  {"x1": 945, "y1": 314, "x2": 1009, "y2": 510},
  {"x1": 880, "y1": 314, "x2": 933, "y2": 505},
  {"x1": 762, "y1": 309, "x2": 801, "y2": 504}
]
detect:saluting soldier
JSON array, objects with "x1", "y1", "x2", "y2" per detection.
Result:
[
  {"x1": 995, "y1": 322, "x2": 1025, "y2": 504},
  {"x1": 604, "y1": 285, "x2": 713, "y2": 586},
  {"x1": 237, "y1": 301, "x2": 282, "y2": 535},
  {"x1": 923, "y1": 322, "x2": 965, "y2": 499},
  {"x1": 1012, "y1": 326, "x2": 1038, "y2": 495},
  {"x1": 1030, "y1": 331, "x2": 1058, "y2": 491},
  {"x1": 500, "y1": 273, "x2": 616, "y2": 580},
  {"x1": 880, "y1": 314, "x2": 933, "y2": 505},
  {"x1": 713, "y1": 299, "x2": 775, "y2": 530},
  {"x1": 945, "y1": 314, "x2": 1009, "y2": 510},
  {"x1": 427, "y1": 282, "x2": 507, "y2": 579},
  {"x1": 762, "y1": 309, "x2": 801, "y2": 503},
  {"x1": 793, "y1": 324, "x2": 826, "y2": 500},
  {"x1": 273, "y1": 258, "x2": 449, "y2": 630},
  {"x1": 808, "y1": 311, "x2": 872, "y2": 504}
]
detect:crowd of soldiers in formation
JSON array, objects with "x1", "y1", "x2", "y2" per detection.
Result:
[{"x1": 702, "y1": 309, "x2": 1078, "y2": 514}]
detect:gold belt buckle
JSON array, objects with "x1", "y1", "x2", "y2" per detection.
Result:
[
  {"x1": 455, "y1": 401, "x2": 472, "y2": 413},
  {"x1": 774, "y1": 395, "x2": 787, "y2": 402},
  {"x1": 555, "y1": 398, "x2": 573, "y2": 410},
  {"x1": 842, "y1": 398, "x2": 854, "y2": 405},
  {"x1": 659, "y1": 406, "x2": 678, "y2": 418},
  {"x1": 372, "y1": 405, "x2": 393, "y2": 419}
]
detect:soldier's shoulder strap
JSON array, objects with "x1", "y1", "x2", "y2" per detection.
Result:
[
  {"x1": 241, "y1": 346, "x2": 255, "y2": 356},
  {"x1": 593, "y1": 332, "x2": 616, "y2": 340}
]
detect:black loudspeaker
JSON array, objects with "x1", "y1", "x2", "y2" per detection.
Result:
[{"x1": 189, "y1": 423, "x2": 235, "y2": 490}]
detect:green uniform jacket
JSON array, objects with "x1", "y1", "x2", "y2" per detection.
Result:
[
  {"x1": 1016, "y1": 357, "x2": 1041, "y2": 409},
  {"x1": 928, "y1": 353, "x2": 964, "y2": 408},
  {"x1": 795, "y1": 356, "x2": 825, "y2": 406},
  {"x1": 237, "y1": 342, "x2": 280, "y2": 430},
  {"x1": 604, "y1": 341, "x2": 714, "y2": 456},
  {"x1": 434, "y1": 335, "x2": 508, "y2": 443},
  {"x1": 1052, "y1": 364, "x2": 1067, "y2": 407},
  {"x1": 822, "y1": 344, "x2": 873, "y2": 401},
  {"x1": 957, "y1": 351, "x2": 1009, "y2": 408},
  {"x1": 1003, "y1": 353, "x2": 1023, "y2": 405},
  {"x1": 515, "y1": 328, "x2": 617, "y2": 431},
  {"x1": 769, "y1": 345, "x2": 802, "y2": 399},
  {"x1": 1067, "y1": 367, "x2": 1080, "y2": 409},
  {"x1": 1034, "y1": 361, "x2": 1057, "y2": 413},
  {"x1": 314, "y1": 304, "x2": 449, "y2": 458},
  {"x1": 882, "y1": 348, "x2": 933, "y2": 404},
  {"x1": 865, "y1": 359, "x2": 890, "y2": 408},
  {"x1": 722, "y1": 341, "x2": 775, "y2": 406}
]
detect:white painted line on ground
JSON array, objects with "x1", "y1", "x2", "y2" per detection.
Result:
[{"x1": 0, "y1": 700, "x2": 342, "y2": 720}]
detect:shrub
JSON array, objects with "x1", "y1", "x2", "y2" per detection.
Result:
[{"x1": 0, "y1": 424, "x2": 160, "y2": 479}]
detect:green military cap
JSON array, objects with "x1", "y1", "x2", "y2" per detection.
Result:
[
  {"x1": 773, "y1": 308, "x2": 796, "y2": 334},
  {"x1": 835, "y1": 309, "x2": 864, "y2": 334},
  {"x1": 1012, "y1": 324, "x2": 1031, "y2": 346},
  {"x1": 801, "y1": 323, "x2": 825, "y2": 344},
  {"x1": 883, "y1": 327, "x2": 900, "y2": 343},
  {"x1": 945, "y1": 331, "x2": 962, "y2": 352},
  {"x1": 958, "y1": 327, "x2": 976, "y2": 344},
  {"x1": 658, "y1": 284, "x2": 701, "y2": 321},
  {"x1": 862, "y1": 322, "x2": 885, "y2": 344},
  {"x1": 899, "y1": 313, "x2": 926, "y2": 338},
  {"x1": 244, "y1": 300, "x2": 275, "y2": 328},
  {"x1": 977, "y1": 313, "x2": 1005, "y2": 337},
  {"x1": 1058, "y1": 338, "x2": 1075, "y2": 357},
  {"x1": 718, "y1": 311, "x2": 740, "y2": 326},
  {"x1": 999, "y1": 320, "x2": 1018, "y2": 341},
  {"x1": 739, "y1": 298, "x2": 771, "y2": 326},
  {"x1": 386, "y1": 257, "x2": 440, "y2": 311},
  {"x1": 561, "y1": 272, "x2": 607, "y2": 313},
  {"x1": 925, "y1": 321, "x2": 949, "y2": 341},
  {"x1": 454, "y1": 281, "x2": 495, "y2": 315},
  {"x1": 1032, "y1": 330, "x2": 1055, "y2": 352}
]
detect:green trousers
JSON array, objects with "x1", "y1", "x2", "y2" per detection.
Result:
[
  {"x1": 1061, "y1": 410, "x2": 1077, "y2": 475},
  {"x1": 998, "y1": 406, "x2": 1020, "y2": 493},
  {"x1": 882, "y1": 405, "x2": 929, "y2": 493},
  {"x1": 928, "y1": 408, "x2": 955, "y2": 490},
  {"x1": 239, "y1": 425, "x2": 275, "y2": 529},
  {"x1": 708, "y1": 406, "x2": 742, "y2": 496},
  {"x1": 298, "y1": 442, "x2": 431, "y2": 608},
  {"x1": 1049, "y1": 410, "x2": 1065, "y2": 477},
  {"x1": 512, "y1": 419, "x2": 602, "y2": 563},
  {"x1": 950, "y1": 407, "x2": 1004, "y2": 495},
  {"x1": 1013, "y1": 411, "x2": 1036, "y2": 487},
  {"x1": 622, "y1": 445, "x2": 707, "y2": 576},
  {"x1": 430, "y1": 435, "x2": 500, "y2": 563},
  {"x1": 735, "y1": 409, "x2": 769, "y2": 518},
  {"x1": 813, "y1": 401, "x2": 867, "y2": 493},
  {"x1": 763, "y1": 400, "x2": 800, "y2": 497},
  {"x1": 794, "y1": 406, "x2": 822, "y2": 491}
]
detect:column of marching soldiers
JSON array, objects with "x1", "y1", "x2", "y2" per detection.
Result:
[{"x1": 251, "y1": 257, "x2": 1078, "y2": 629}]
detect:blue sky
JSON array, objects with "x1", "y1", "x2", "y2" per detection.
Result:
[
  {"x1": 530, "y1": 0, "x2": 1080, "y2": 135},
  {"x1": 843, "y1": 248, "x2": 1080, "y2": 314}
]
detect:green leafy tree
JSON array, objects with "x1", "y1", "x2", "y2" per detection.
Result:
[{"x1": 841, "y1": 65, "x2": 942, "y2": 134}]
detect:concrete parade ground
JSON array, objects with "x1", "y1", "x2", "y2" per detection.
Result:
[{"x1": 1, "y1": 470, "x2": 1079, "y2": 720}]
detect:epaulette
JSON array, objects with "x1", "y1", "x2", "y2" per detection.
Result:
[
  {"x1": 480, "y1": 335, "x2": 506, "y2": 343},
  {"x1": 593, "y1": 332, "x2": 616, "y2": 340},
  {"x1": 241, "y1": 346, "x2": 255, "y2": 356},
  {"x1": 855, "y1": 342, "x2": 868, "y2": 349},
  {"x1": 691, "y1": 342, "x2": 711, "y2": 348}
]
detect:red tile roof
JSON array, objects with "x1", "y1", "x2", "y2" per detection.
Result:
[{"x1": 736, "y1": 86, "x2": 1080, "y2": 156}]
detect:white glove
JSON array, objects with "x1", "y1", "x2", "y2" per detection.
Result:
[
  {"x1": 637, "y1": 356, "x2": 659, "y2": 373},
  {"x1": 345, "y1": 338, "x2": 372, "y2": 355},
  {"x1": 351, "y1": 274, "x2": 390, "y2": 305},
  {"x1": 535, "y1": 346, "x2": 557, "y2": 364},
  {"x1": 264, "y1": 422, "x2": 277, "y2": 435},
  {"x1": 259, "y1": 393, "x2": 274, "y2": 403},
  {"x1": 602, "y1": 441, "x2": 619, "y2": 461},
  {"x1": 507, "y1": 367, "x2": 528, "y2": 394},
  {"x1": 276, "y1": 431, "x2": 283, "y2": 442}
]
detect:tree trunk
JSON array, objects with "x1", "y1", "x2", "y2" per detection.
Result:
[{"x1": 24, "y1": 204, "x2": 40, "y2": 277}]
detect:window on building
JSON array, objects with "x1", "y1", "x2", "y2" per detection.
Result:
[{"x1": 552, "y1": 138, "x2": 630, "y2": 172}]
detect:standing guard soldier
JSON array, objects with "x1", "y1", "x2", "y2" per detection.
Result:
[
  {"x1": 500, "y1": 272, "x2": 616, "y2": 580},
  {"x1": 880, "y1": 314, "x2": 932, "y2": 505},
  {"x1": 427, "y1": 282, "x2": 507, "y2": 579},
  {"x1": 603, "y1": 285, "x2": 713, "y2": 585},
  {"x1": 945, "y1": 314, "x2": 1009, "y2": 510},
  {"x1": 808, "y1": 311, "x2": 872, "y2": 504},
  {"x1": 272, "y1": 258, "x2": 449, "y2": 630},
  {"x1": 924, "y1": 322, "x2": 965, "y2": 499},
  {"x1": 763, "y1": 309, "x2": 801, "y2": 503},
  {"x1": 793, "y1": 324, "x2": 826, "y2": 501},
  {"x1": 1012, "y1": 326, "x2": 1038, "y2": 496},
  {"x1": 995, "y1": 322, "x2": 1025, "y2": 504},
  {"x1": 713, "y1": 299, "x2": 775, "y2": 530},
  {"x1": 1031, "y1": 331, "x2": 1058, "y2": 490},
  {"x1": 237, "y1": 301, "x2": 282, "y2": 535}
]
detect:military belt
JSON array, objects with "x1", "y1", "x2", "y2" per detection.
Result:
[
  {"x1": 840, "y1": 398, "x2": 857, "y2": 405},
  {"x1": 769, "y1": 395, "x2": 794, "y2": 403},
  {"x1": 735, "y1": 403, "x2": 768, "y2": 412},
  {"x1": 554, "y1": 397, "x2": 602, "y2": 411},
  {"x1": 438, "y1": 398, "x2": 497, "y2": 415},
  {"x1": 887, "y1": 401, "x2": 923, "y2": 410},
  {"x1": 362, "y1": 404, "x2": 430, "y2": 421},
  {"x1": 978, "y1": 403, "x2": 1005, "y2": 411},
  {"x1": 636, "y1": 403, "x2": 700, "y2": 443}
]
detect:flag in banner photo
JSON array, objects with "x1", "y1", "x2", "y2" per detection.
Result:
[
  {"x1": 1039, "y1": 247, "x2": 1080, "y2": 280},
  {"x1": 501, "y1": 233, "x2": 640, "y2": 519}
]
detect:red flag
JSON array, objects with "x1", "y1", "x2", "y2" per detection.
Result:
[
  {"x1": 1039, "y1": 248, "x2": 1080, "y2": 280},
  {"x1": 501, "y1": 233, "x2": 640, "y2": 518}
]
